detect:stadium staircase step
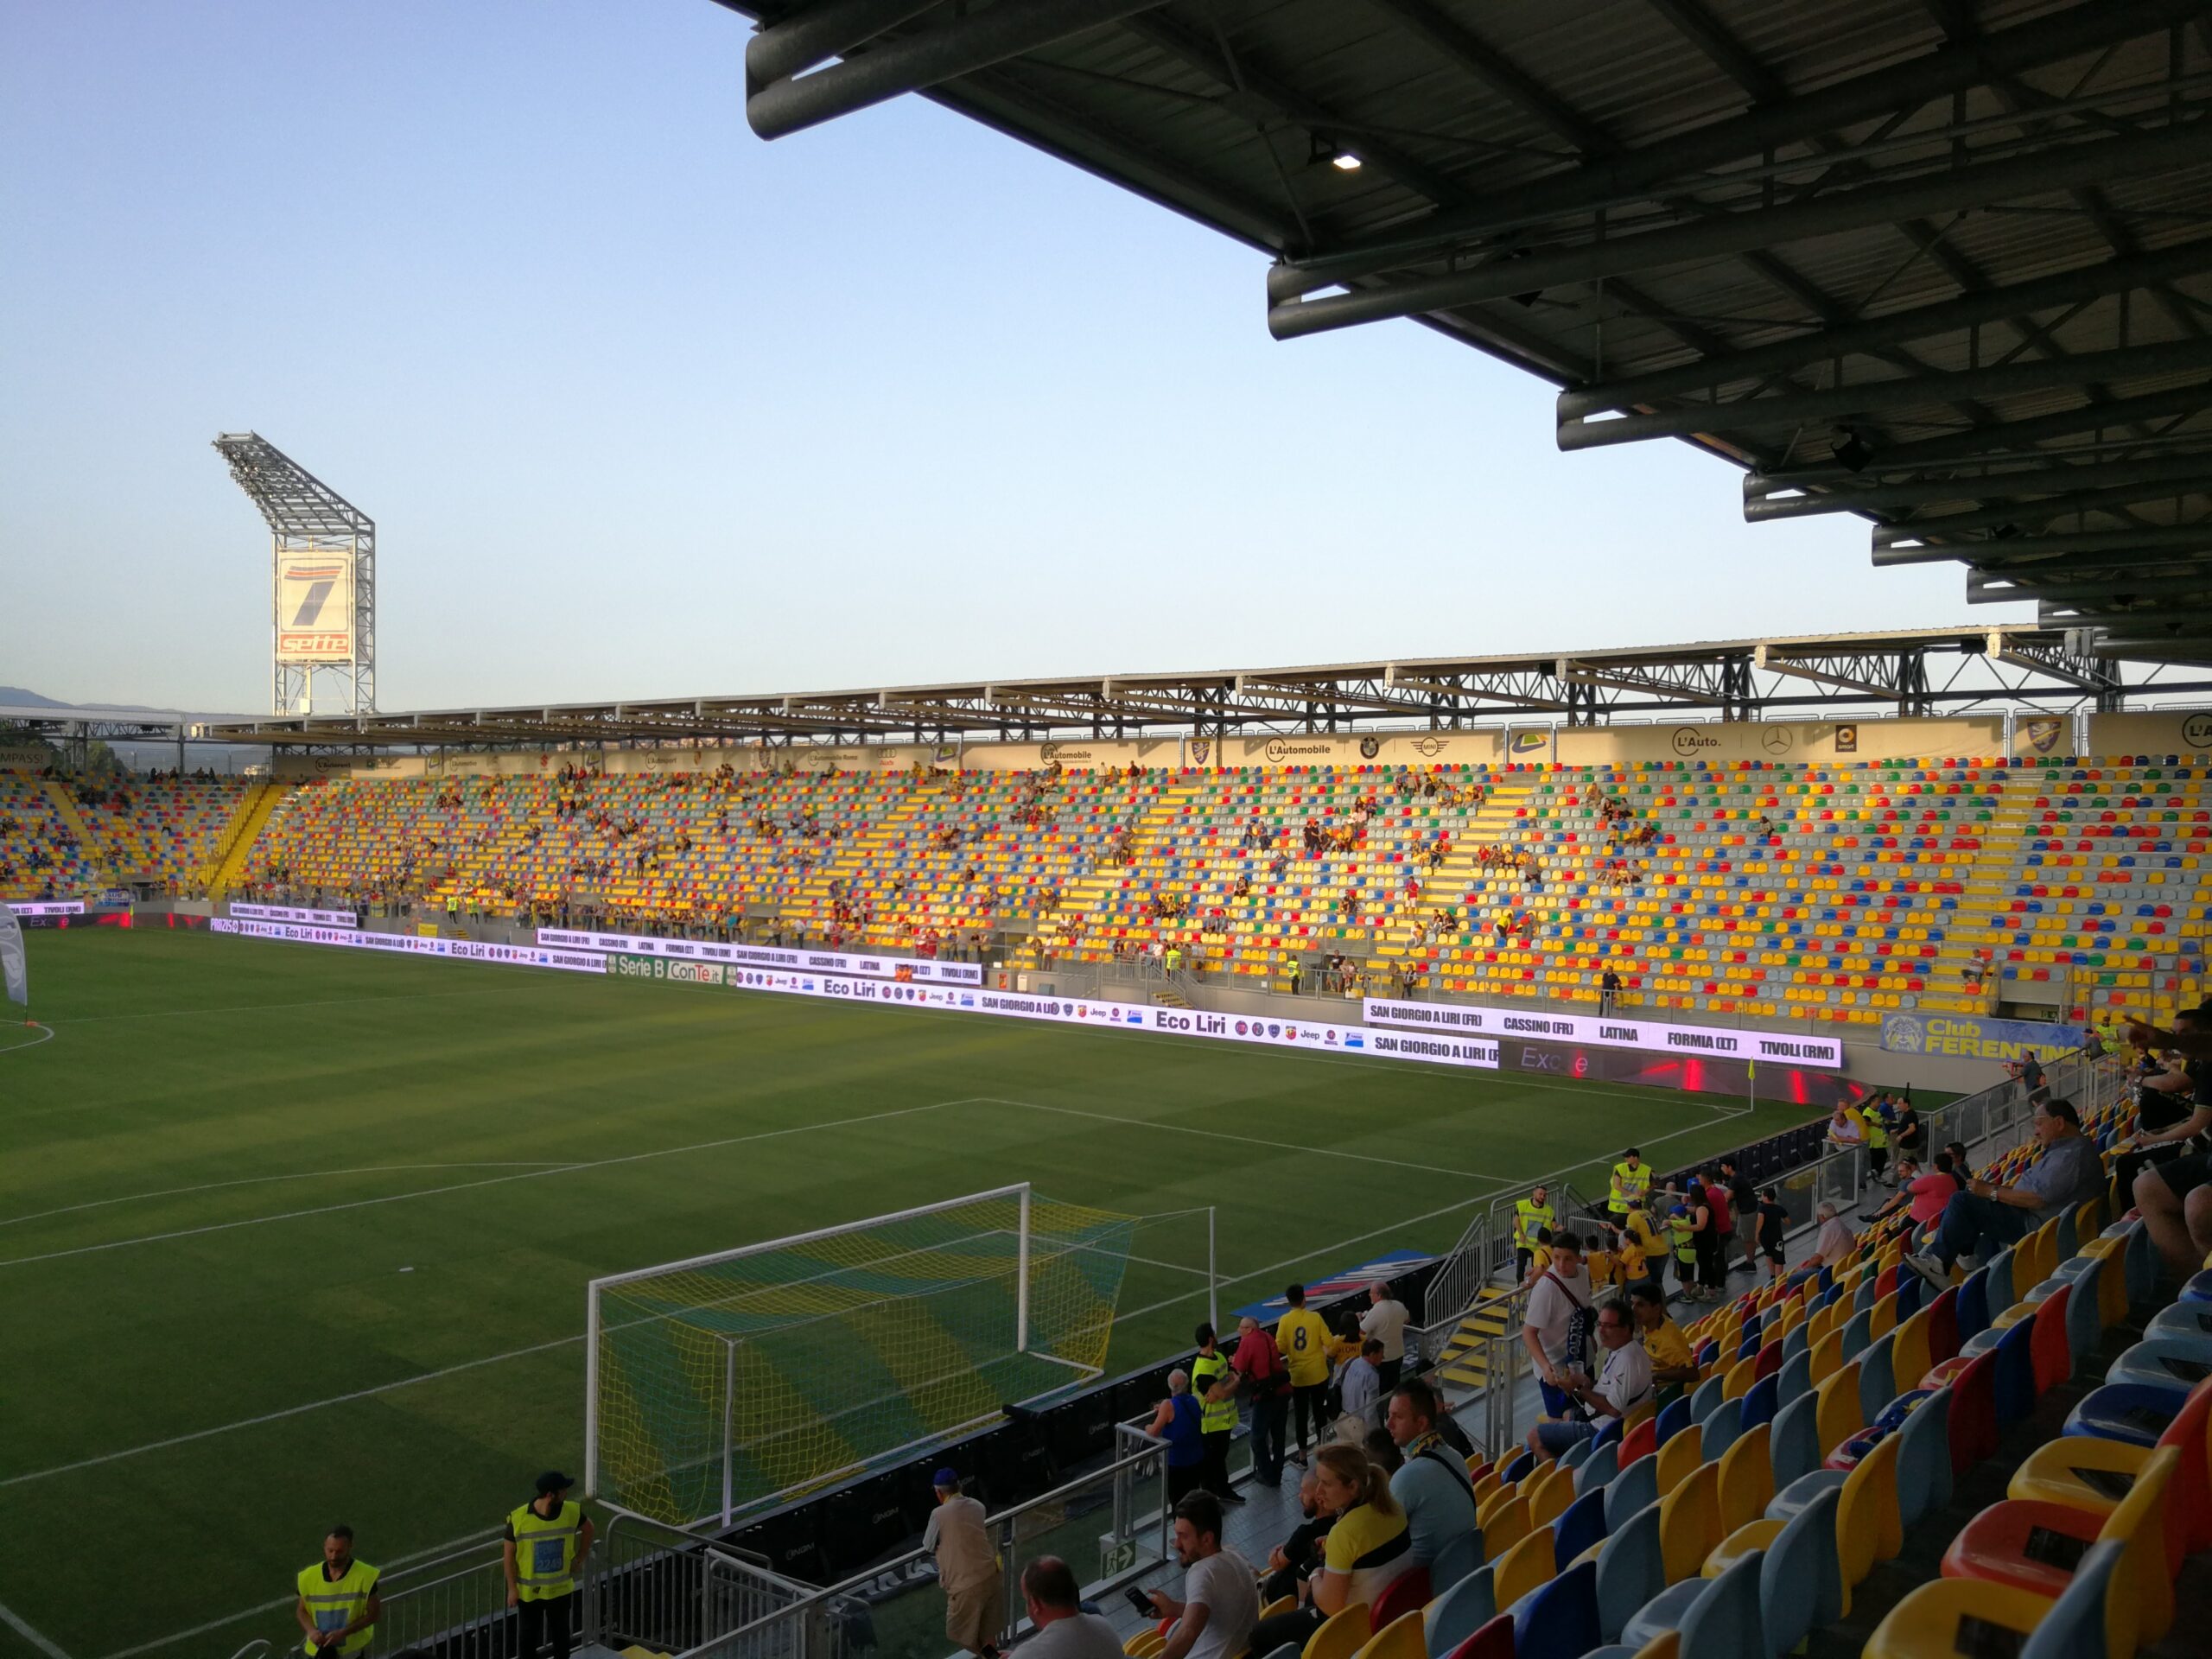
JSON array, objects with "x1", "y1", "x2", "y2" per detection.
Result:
[
  {"x1": 1373, "y1": 784, "x2": 1532, "y2": 963},
  {"x1": 39, "y1": 780, "x2": 117, "y2": 889},
  {"x1": 1434, "y1": 1292, "x2": 1517, "y2": 1391},
  {"x1": 785, "y1": 782, "x2": 944, "y2": 913},
  {"x1": 204, "y1": 780, "x2": 286, "y2": 897},
  {"x1": 1923, "y1": 779, "x2": 2036, "y2": 1014},
  {"x1": 1019, "y1": 780, "x2": 1198, "y2": 961}
]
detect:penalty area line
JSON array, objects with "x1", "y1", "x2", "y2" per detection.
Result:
[{"x1": 0, "y1": 1597, "x2": 74, "y2": 1659}]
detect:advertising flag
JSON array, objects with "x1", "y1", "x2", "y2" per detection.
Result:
[{"x1": 0, "y1": 905, "x2": 26, "y2": 1007}]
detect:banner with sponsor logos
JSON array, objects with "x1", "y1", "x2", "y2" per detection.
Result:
[
  {"x1": 537, "y1": 927, "x2": 984, "y2": 985},
  {"x1": 275, "y1": 549, "x2": 355, "y2": 662},
  {"x1": 1878, "y1": 1010, "x2": 2082, "y2": 1062},
  {"x1": 1361, "y1": 998, "x2": 1843, "y2": 1069},
  {"x1": 608, "y1": 952, "x2": 1502, "y2": 1071},
  {"x1": 3, "y1": 902, "x2": 86, "y2": 918},
  {"x1": 213, "y1": 916, "x2": 606, "y2": 973},
  {"x1": 228, "y1": 902, "x2": 358, "y2": 928}
]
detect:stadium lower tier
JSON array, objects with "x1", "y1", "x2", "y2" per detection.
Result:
[{"x1": 11, "y1": 753, "x2": 2211, "y2": 1027}]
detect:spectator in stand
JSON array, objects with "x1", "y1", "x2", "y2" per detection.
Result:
[
  {"x1": 1693, "y1": 1174, "x2": 1730, "y2": 1298},
  {"x1": 1358, "y1": 1281, "x2": 1410, "y2": 1390},
  {"x1": 1520, "y1": 1231, "x2": 1594, "y2": 1419},
  {"x1": 1382, "y1": 1380, "x2": 1478, "y2": 1569},
  {"x1": 1891, "y1": 1094, "x2": 1926, "y2": 1165},
  {"x1": 1262, "y1": 1467, "x2": 1335, "y2": 1604},
  {"x1": 1230, "y1": 1315, "x2": 1290, "y2": 1488},
  {"x1": 1909, "y1": 1098, "x2": 2107, "y2": 1286},
  {"x1": 1275, "y1": 1285, "x2": 1333, "y2": 1465},
  {"x1": 1807, "y1": 1201, "x2": 1855, "y2": 1269},
  {"x1": 1522, "y1": 1300, "x2": 1652, "y2": 1458},
  {"x1": 1338, "y1": 1339, "x2": 1385, "y2": 1422},
  {"x1": 1719, "y1": 1156, "x2": 1758, "y2": 1275},
  {"x1": 1143, "y1": 1493, "x2": 1259, "y2": 1659},
  {"x1": 1627, "y1": 1281, "x2": 1698, "y2": 1402},
  {"x1": 925, "y1": 1468, "x2": 1004, "y2": 1659},
  {"x1": 1825, "y1": 1102, "x2": 1866, "y2": 1156},
  {"x1": 1598, "y1": 967, "x2": 1623, "y2": 1015},
  {"x1": 1361, "y1": 1429, "x2": 1402, "y2": 1477},
  {"x1": 1145, "y1": 1371, "x2": 1206, "y2": 1507},
  {"x1": 1017, "y1": 1558, "x2": 1121, "y2": 1659},
  {"x1": 1243, "y1": 1446, "x2": 1413, "y2": 1659},
  {"x1": 1752, "y1": 1187, "x2": 1790, "y2": 1281}
]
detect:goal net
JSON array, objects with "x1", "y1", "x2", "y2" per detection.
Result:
[{"x1": 587, "y1": 1185, "x2": 1151, "y2": 1527}]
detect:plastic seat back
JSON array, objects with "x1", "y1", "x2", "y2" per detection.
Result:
[
  {"x1": 1604, "y1": 1452, "x2": 1659, "y2": 1532},
  {"x1": 1926, "y1": 1285, "x2": 1961, "y2": 1367},
  {"x1": 1305, "y1": 1603, "x2": 1372, "y2": 1659},
  {"x1": 1592, "y1": 1502, "x2": 1662, "y2": 1643},
  {"x1": 1427, "y1": 1533, "x2": 1484, "y2": 1616},
  {"x1": 1491, "y1": 1528, "x2": 1554, "y2": 1611},
  {"x1": 1769, "y1": 1387, "x2": 1821, "y2": 1489},
  {"x1": 1986, "y1": 1245, "x2": 2016, "y2": 1313},
  {"x1": 1700, "y1": 1396, "x2": 1745, "y2": 1465},
  {"x1": 1678, "y1": 1548, "x2": 1763, "y2": 1659},
  {"x1": 1573, "y1": 1441, "x2": 1620, "y2": 1497},
  {"x1": 1760, "y1": 1485, "x2": 1843, "y2": 1654},
  {"x1": 1355, "y1": 1613, "x2": 1428, "y2": 1659},
  {"x1": 1439, "y1": 1611, "x2": 1513, "y2": 1659},
  {"x1": 1716, "y1": 1422, "x2": 1775, "y2": 1535},
  {"x1": 1993, "y1": 1315, "x2": 2039, "y2": 1425},
  {"x1": 1657, "y1": 1460, "x2": 1723, "y2": 1585},
  {"x1": 1775, "y1": 1346, "x2": 1812, "y2": 1408},
  {"x1": 1858, "y1": 1333, "x2": 1899, "y2": 1426},
  {"x1": 1653, "y1": 1397, "x2": 1691, "y2": 1449},
  {"x1": 1893, "y1": 1386, "x2": 1953, "y2": 1526},
  {"x1": 1806, "y1": 1328, "x2": 1842, "y2": 1387},
  {"x1": 1835, "y1": 1429, "x2": 1903, "y2": 1589},
  {"x1": 2066, "y1": 1252, "x2": 2106, "y2": 1381},
  {"x1": 1688, "y1": 1373, "x2": 1726, "y2": 1424},
  {"x1": 1370, "y1": 1567, "x2": 1432, "y2": 1637},
  {"x1": 1422, "y1": 1564, "x2": 1496, "y2": 1659},
  {"x1": 1890, "y1": 1307, "x2": 1934, "y2": 1396},
  {"x1": 1553, "y1": 1487, "x2": 1608, "y2": 1573},
  {"x1": 1528, "y1": 1464, "x2": 1576, "y2": 1529},
  {"x1": 2031, "y1": 1281, "x2": 2075, "y2": 1395},
  {"x1": 1653, "y1": 1427, "x2": 1702, "y2": 1500},
  {"x1": 1483, "y1": 1496, "x2": 1532, "y2": 1565},
  {"x1": 1814, "y1": 1361, "x2": 1864, "y2": 1456},
  {"x1": 2019, "y1": 1538, "x2": 2130, "y2": 1659},
  {"x1": 1947, "y1": 1350, "x2": 1999, "y2": 1478},
  {"x1": 1617, "y1": 1416, "x2": 1658, "y2": 1468},
  {"x1": 1955, "y1": 1266, "x2": 1991, "y2": 1344},
  {"x1": 1510, "y1": 1560, "x2": 1598, "y2": 1659}
]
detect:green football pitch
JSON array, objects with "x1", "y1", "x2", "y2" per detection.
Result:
[{"x1": 0, "y1": 927, "x2": 1832, "y2": 1659}]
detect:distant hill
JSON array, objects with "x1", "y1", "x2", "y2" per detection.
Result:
[{"x1": 0, "y1": 687, "x2": 76, "y2": 709}]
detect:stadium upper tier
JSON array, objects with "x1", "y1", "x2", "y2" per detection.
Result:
[
  {"x1": 194, "y1": 753, "x2": 2210, "y2": 1028},
  {"x1": 0, "y1": 772, "x2": 251, "y2": 901}
]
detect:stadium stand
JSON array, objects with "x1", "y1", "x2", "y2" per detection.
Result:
[
  {"x1": 202, "y1": 752, "x2": 2212, "y2": 1030},
  {"x1": 0, "y1": 772, "x2": 252, "y2": 900}
]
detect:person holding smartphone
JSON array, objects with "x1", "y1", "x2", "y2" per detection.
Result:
[{"x1": 1138, "y1": 1492, "x2": 1258, "y2": 1659}]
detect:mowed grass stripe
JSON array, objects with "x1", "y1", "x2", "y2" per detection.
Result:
[{"x1": 0, "y1": 929, "x2": 1823, "y2": 1658}]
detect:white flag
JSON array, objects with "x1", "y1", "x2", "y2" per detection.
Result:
[{"x1": 0, "y1": 906, "x2": 25, "y2": 1007}]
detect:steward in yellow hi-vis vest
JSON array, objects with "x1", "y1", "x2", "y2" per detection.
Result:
[
  {"x1": 295, "y1": 1527, "x2": 379, "y2": 1656},
  {"x1": 1609, "y1": 1150, "x2": 1650, "y2": 1236},
  {"x1": 505, "y1": 1471, "x2": 595, "y2": 1659}
]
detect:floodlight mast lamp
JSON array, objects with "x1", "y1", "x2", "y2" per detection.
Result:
[{"x1": 213, "y1": 432, "x2": 377, "y2": 717}]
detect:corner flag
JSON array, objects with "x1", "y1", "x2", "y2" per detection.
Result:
[{"x1": 0, "y1": 906, "x2": 26, "y2": 1008}]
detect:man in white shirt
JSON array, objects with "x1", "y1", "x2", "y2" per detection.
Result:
[
  {"x1": 1145, "y1": 1492, "x2": 1258, "y2": 1659},
  {"x1": 925, "y1": 1468, "x2": 1004, "y2": 1658},
  {"x1": 1338, "y1": 1339, "x2": 1385, "y2": 1421},
  {"x1": 1518, "y1": 1232, "x2": 1593, "y2": 1421},
  {"x1": 1359, "y1": 1281, "x2": 1411, "y2": 1389},
  {"x1": 1523, "y1": 1300, "x2": 1653, "y2": 1458},
  {"x1": 1017, "y1": 1557, "x2": 1122, "y2": 1659}
]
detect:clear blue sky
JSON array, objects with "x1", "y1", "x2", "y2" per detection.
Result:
[{"x1": 0, "y1": 0, "x2": 2023, "y2": 715}]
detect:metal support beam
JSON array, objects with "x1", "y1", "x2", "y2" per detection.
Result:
[
  {"x1": 1879, "y1": 479, "x2": 2212, "y2": 539},
  {"x1": 1268, "y1": 112, "x2": 2212, "y2": 336},
  {"x1": 1566, "y1": 335, "x2": 2212, "y2": 449},
  {"x1": 1876, "y1": 523, "x2": 2212, "y2": 565},
  {"x1": 743, "y1": 0, "x2": 940, "y2": 89},
  {"x1": 1280, "y1": 0, "x2": 2210, "y2": 283},
  {"x1": 1565, "y1": 241, "x2": 2212, "y2": 416},
  {"x1": 1754, "y1": 385, "x2": 2212, "y2": 482},
  {"x1": 1751, "y1": 451, "x2": 2212, "y2": 522},
  {"x1": 747, "y1": 0, "x2": 1167, "y2": 140}
]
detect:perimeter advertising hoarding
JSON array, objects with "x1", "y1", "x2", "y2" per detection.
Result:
[
  {"x1": 1878, "y1": 1010, "x2": 2083, "y2": 1062},
  {"x1": 1362, "y1": 998, "x2": 1844, "y2": 1069},
  {"x1": 537, "y1": 927, "x2": 985, "y2": 986},
  {"x1": 275, "y1": 550, "x2": 355, "y2": 662},
  {"x1": 609, "y1": 953, "x2": 1503, "y2": 1071},
  {"x1": 212, "y1": 916, "x2": 605, "y2": 972},
  {"x1": 228, "y1": 902, "x2": 358, "y2": 927},
  {"x1": 3, "y1": 902, "x2": 86, "y2": 917}
]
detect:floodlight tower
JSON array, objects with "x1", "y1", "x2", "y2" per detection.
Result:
[{"x1": 213, "y1": 432, "x2": 376, "y2": 716}]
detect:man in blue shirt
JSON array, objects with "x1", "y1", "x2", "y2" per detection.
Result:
[
  {"x1": 1908, "y1": 1097, "x2": 2106, "y2": 1286},
  {"x1": 1146, "y1": 1370, "x2": 1207, "y2": 1507},
  {"x1": 1382, "y1": 1380, "x2": 1477, "y2": 1568}
]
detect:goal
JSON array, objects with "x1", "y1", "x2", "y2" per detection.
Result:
[{"x1": 586, "y1": 1185, "x2": 1163, "y2": 1527}]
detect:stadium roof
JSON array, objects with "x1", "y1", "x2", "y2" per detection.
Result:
[
  {"x1": 711, "y1": 0, "x2": 2212, "y2": 663},
  {"x1": 200, "y1": 625, "x2": 2210, "y2": 749}
]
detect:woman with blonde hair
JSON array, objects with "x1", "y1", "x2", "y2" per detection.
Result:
[{"x1": 1245, "y1": 1444, "x2": 1414, "y2": 1655}]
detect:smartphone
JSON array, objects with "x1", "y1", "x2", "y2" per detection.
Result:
[{"x1": 1124, "y1": 1586, "x2": 1157, "y2": 1616}]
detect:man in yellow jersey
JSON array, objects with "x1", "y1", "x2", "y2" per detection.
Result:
[
  {"x1": 1512, "y1": 1185, "x2": 1554, "y2": 1281},
  {"x1": 1274, "y1": 1284, "x2": 1332, "y2": 1465},
  {"x1": 1607, "y1": 1149, "x2": 1650, "y2": 1245},
  {"x1": 505, "y1": 1471, "x2": 594, "y2": 1659},
  {"x1": 1190, "y1": 1322, "x2": 1243, "y2": 1503},
  {"x1": 295, "y1": 1526, "x2": 379, "y2": 1657}
]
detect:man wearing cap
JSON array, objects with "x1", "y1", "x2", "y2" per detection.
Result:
[
  {"x1": 925, "y1": 1468, "x2": 1002, "y2": 1659},
  {"x1": 505, "y1": 1471, "x2": 594, "y2": 1659},
  {"x1": 295, "y1": 1525, "x2": 379, "y2": 1657}
]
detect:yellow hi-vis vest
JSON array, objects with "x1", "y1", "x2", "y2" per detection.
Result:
[
  {"x1": 296, "y1": 1559, "x2": 378, "y2": 1656},
  {"x1": 1513, "y1": 1198, "x2": 1554, "y2": 1249},
  {"x1": 1669, "y1": 1214, "x2": 1697, "y2": 1263},
  {"x1": 1862, "y1": 1107, "x2": 1889, "y2": 1149},
  {"x1": 1611, "y1": 1161, "x2": 1649, "y2": 1215},
  {"x1": 509, "y1": 1499, "x2": 584, "y2": 1601},
  {"x1": 1192, "y1": 1351, "x2": 1236, "y2": 1433}
]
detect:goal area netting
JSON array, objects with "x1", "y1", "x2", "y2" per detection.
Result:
[{"x1": 587, "y1": 1185, "x2": 1202, "y2": 1528}]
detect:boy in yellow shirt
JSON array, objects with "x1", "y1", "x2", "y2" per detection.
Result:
[{"x1": 1274, "y1": 1283, "x2": 1333, "y2": 1465}]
